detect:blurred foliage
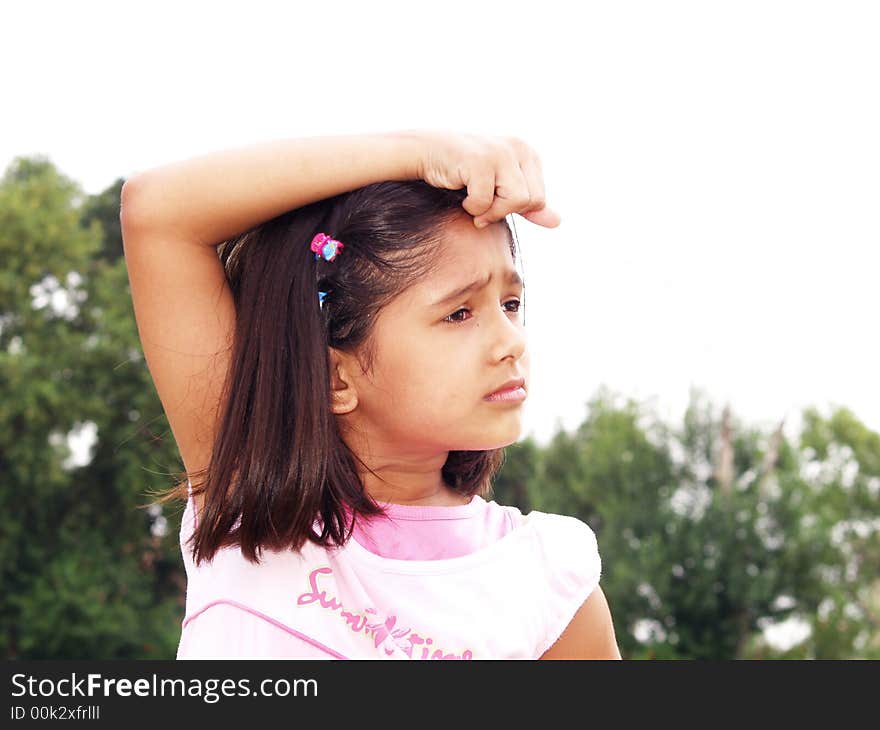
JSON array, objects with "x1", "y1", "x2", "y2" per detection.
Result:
[
  {"x1": 2, "y1": 156, "x2": 878, "y2": 659},
  {"x1": 1, "y1": 156, "x2": 184, "y2": 658}
]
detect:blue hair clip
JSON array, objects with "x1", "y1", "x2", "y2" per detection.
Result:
[{"x1": 311, "y1": 232, "x2": 343, "y2": 311}]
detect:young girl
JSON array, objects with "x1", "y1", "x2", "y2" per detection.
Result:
[{"x1": 121, "y1": 130, "x2": 621, "y2": 660}]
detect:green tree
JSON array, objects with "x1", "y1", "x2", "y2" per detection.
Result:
[
  {"x1": 534, "y1": 386, "x2": 880, "y2": 659},
  {"x1": 1, "y1": 156, "x2": 184, "y2": 658},
  {"x1": 779, "y1": 406, "x2": 880, "y2": 658}
]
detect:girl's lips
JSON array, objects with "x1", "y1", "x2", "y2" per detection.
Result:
[
  {"x1": 483, "y1": 386, "x2": 527, "y2": 403},
  {"x1": 484, "y1": 376, "x2": 526, "y2": 398}
]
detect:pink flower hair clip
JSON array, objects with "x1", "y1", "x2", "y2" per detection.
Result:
[{"x1": 310, "y1": 232, "x2": 345, "y2": 262}]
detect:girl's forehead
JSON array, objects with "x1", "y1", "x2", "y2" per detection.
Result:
[
  {"x1": 412, "y1": 259, "x2": 520, "y2": 314},
  {"x1": 385, "y1": 219, "x2": 516, "y2": 312},
  {"x1": 432, "y1": 220, "x2": 514, "y2": 275}
]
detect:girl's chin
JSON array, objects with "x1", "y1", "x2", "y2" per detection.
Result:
[{"x1": 452, "y1": 428, "x2": 524, "y2": 452}]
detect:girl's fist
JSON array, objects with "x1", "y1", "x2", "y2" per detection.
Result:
[{"x1": 407, "y1": 130, "x2": 562, "y2": 229}]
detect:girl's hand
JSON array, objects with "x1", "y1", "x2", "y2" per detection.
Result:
[{"x1": 407, "y1": 130, "x2": 562, "y2": 229}]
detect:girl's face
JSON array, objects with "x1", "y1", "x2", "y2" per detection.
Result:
[{"x1": 330, "y1": 215, "x2": 530, "y2": 458}]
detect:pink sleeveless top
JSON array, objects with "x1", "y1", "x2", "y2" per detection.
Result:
[{"x1": 176, "y1": 482, "x2": 602, "y2": 659}]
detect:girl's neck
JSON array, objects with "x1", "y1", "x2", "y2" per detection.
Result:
[{"x1": 368, "y1": 486, "x2": 472, "y2": 508}]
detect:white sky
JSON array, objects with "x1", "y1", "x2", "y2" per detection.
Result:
[{"x1": 3, "y1": 0, "x2": 878, "y2": 449}]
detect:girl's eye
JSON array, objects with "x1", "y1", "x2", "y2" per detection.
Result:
[{"x1": 443, "y1": 299, "x2": 522, "y2": 325}]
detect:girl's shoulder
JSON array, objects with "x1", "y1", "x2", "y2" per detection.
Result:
[
  {"x1": 527, "y1": 509, "x2": 600, "y2": 554},
  {"x1": 500, "y1": 503, "x2": 599, "y2": 553}
]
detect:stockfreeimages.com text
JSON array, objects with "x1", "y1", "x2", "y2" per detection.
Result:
[{"x1": 10, "y1": 673, "x2": 317, "y2": 704}]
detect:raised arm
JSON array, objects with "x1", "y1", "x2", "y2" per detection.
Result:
[
  {"x1": 120, "y1": 133, "x2": 423, "y2": 247},
  {"x1": 120, "y1": 133, "x2": 424, "y2": 488}
]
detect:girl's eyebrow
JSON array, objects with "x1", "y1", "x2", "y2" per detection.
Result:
[{"x1": 430, "y1": 269, "x2": 524, "y2": 308}]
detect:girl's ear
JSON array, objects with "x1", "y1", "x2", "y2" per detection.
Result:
[{"x1": 328, "y1": 348, "x2": 359, "y2": 415}]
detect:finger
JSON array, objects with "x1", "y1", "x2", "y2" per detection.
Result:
[
  {"x1": 523, "y1": 206, "x2": 562, "y2": 228},
  {"x1": 460, "y1": 163, "x2": 496, "y2": 220},
  {"x1": 473, "y1": 162, "x2": 531, "y2": 228},
  {"x1": 518, "y1": 155, "x2": 546, "y2": 215},
  {"x1": 517, "y1": 154, "x2": 561, "y2": 227}
]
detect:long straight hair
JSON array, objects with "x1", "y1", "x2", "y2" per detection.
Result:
[{"x1": 150, "y1": 180, "x2": 522, "y2": 566}]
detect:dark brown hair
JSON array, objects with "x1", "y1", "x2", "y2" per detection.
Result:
[{"x1": 150, "y1": 180, "x2": 523, "y2": 567}]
